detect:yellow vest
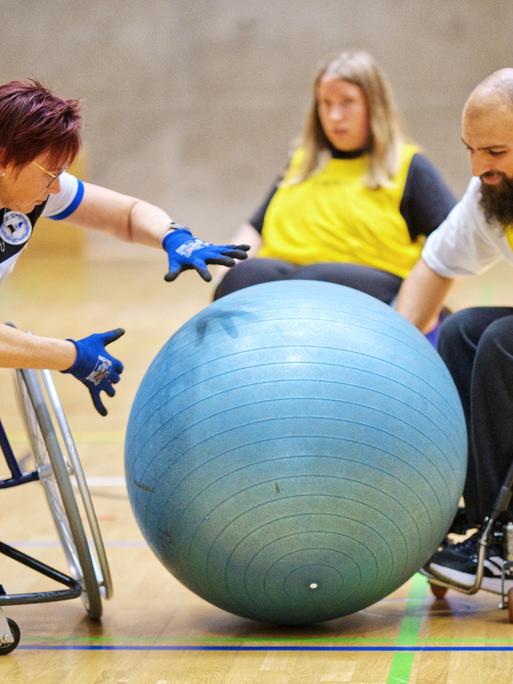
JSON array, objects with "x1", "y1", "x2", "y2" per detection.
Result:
[
  {"x1": 505, "y1": 226, "x2": 513, "y2": 251},
  {"x1": 258, "y1": 144, "x2": 423, "y2": 279}
]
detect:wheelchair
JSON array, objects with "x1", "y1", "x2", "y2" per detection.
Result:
[
  {"x1": 422, "y1": 458, "x2": 513, "y2": 622},
  {"x1": 0, "y1": 366, "x2": 112, "y2": 654}
]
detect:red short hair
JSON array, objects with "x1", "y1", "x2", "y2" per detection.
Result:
[{"x1": 0, "y1": 79, "x2": 82, "y2": 169}]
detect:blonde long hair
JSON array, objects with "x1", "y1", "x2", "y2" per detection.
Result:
[{"x1": 291, "y1": 50, "x2": 404, "y2": 189}]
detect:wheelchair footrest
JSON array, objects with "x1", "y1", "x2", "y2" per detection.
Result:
[{"x1": 0, "y1": 541, "x2": 82, "y2": 606}]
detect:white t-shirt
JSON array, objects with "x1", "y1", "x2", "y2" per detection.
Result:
[
  {"x1": 422, "y1": 177, "x2": 513, "y2": 277},
  {"x1": 0, "y1": 172, "x2": 83, "y2": 281}
]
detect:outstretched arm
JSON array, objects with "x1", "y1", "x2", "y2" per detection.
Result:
[
  {"x1": 67, "y1": 182, "x2": 249, "y2": 281},
  {"x1": 66, "y1": 182, "x2": 178, "y2": 247},
  {"x1": 395, "y1": 259, "x2": 454, "y2": 332},
  {"x1": 0, "y1": 323, "x2": 125, "y2": 416},
  {"x1": 0, "y1": 323, "x2": 76, "y2": 370}
]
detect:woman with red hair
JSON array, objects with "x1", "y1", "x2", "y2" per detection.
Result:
[{"x1": 0, "y1": 79, "x2": 248, "y2": 415}]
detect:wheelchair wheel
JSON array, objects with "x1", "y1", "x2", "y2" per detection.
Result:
[
  {"x1": 0, "y1": 618, "x2": 20, "y2": 655},
  {"x1": 40, "y1": 369, "x2": 112, "y2": 602},
  {"x1": 14, "y1": 368, "x2": 106, "y2": 620}
]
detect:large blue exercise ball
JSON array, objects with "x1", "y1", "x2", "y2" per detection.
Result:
[{"x1": 125, "y1": 280, "x2": 467, "y2": 625}]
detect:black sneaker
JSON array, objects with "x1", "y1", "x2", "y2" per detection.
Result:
[
  {"x1": 449, "y1": 506, "x2": 470, "y2": 535},
  {"x1": 438, "y1": 530, "x2": 480, "y2": 553},
  {"x1": 427, "y1": 531, "x2": 513, "y2": 593}
]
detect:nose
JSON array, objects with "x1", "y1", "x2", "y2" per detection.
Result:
[
  {"x1": 470, "y1": 151, "x2": 493, "y2": 178},
  {"x1": 328, "y1": 104, "x2": 345, "y2": 122}
]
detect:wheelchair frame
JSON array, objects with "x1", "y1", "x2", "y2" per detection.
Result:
[
  {"x1": 423, "y1": 458, "x2": 513, "y2": 622},
  {"x1": 0, "y1": 367, "x2": 113, "y2": 654}
]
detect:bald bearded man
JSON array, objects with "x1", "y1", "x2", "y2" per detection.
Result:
[{"x1": 395, "y1": 69, "x2": 513, "y2": 592}]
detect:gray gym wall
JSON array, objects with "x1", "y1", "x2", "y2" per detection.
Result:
[{"x1": 2, "y1": 0, "x2": 512, "y2": 250}]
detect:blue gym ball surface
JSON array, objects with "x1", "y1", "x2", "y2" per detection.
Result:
[{"x1": 125, "y1": 280, "x2": 467, "y2": 625}]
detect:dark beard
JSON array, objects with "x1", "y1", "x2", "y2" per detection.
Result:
[{"x1": 479, "y1": 173, "x2": 513, "y2": 227}]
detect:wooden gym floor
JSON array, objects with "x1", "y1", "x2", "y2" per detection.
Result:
[{"x1": 0, "y1": 243, "x2": 513, "y2": 684}]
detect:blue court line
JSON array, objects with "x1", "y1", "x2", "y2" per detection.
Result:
[{"x1": 16, "y1": 645, "x2": 513, "y2": 652}]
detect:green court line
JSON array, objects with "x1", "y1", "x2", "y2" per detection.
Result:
[{"x1": 386, "y1": 573, "x2": 428, "y2": 684}]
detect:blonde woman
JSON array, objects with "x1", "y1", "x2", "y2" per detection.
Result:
[{"x1": 214, "y1": 49, "x2": 455, "y2": 328}]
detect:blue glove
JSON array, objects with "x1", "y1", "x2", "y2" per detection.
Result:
[
  {"x1": 163, "y1": 227, "x2": 250, "y2": 282},
  {"x1": 62, "y1": 328, "x2": 125, "y2": 416}
]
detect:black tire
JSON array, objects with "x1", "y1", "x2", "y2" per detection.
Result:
[
  {"x1": 0, "y1": 619, "x2": 20, "y2": 655},
  {"x1": 14, "y1": 369, "x2": 103, "y2": 620}
]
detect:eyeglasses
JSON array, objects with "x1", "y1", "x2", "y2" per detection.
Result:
[{"x1": 31, "y1": 160, "x2": 65, "y2": 188}]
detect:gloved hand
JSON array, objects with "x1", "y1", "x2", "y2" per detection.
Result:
[
  {"x1": 163, "y1": 227, "x2": 250, "y2": 282},
  {"x1": 61, "y1": 328, "x2": 125, "y2": 416}
]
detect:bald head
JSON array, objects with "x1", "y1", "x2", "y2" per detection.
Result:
[
  {"x1": 460, "y1": 69, "x2": 513, "y2": 211},
  {"x1": 464, "y1": 68, "x2": 513, "y2": 119},
  {"x1": 461, "y1": 68, "x2": 513, "y2": 185}
]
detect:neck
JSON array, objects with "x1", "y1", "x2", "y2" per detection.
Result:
[{"x1": 330, "y1": 145, "x2": 369, "y2": 159}]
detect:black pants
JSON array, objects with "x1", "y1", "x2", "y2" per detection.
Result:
[
  {"x1": 214, "y1": 258, "x2": 402, "y2": 304},
  {"x1": 438, "y1": 307, "x2": 513, "y2": 526}
]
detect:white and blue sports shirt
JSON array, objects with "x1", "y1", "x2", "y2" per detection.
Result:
[{"x1": 0, "y1": 172, "x2": 84, "y2": 281}]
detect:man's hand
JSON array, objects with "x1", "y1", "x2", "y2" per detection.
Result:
[
  {"x1": 62, "y1": 328, "x2": 125, "y2": 416},
  {"x1": 163, "y1": 227, "x2": 250, "y2": 282}
]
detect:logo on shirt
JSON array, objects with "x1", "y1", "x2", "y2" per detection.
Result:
[{"x1": 0, "y1": 212, "x2": 32, "y2": 246}]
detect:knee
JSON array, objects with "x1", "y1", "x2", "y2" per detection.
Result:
[
  {"x1": 213, "y1": 259, "x2": 292, "y2": 300},
  {"x1": 438, "y1": 309, "x2": 481, "y2": 350},
  {"x1": 478, "y1": 316, "x2": 513, "y2": 360},
  {"x1": 213, "y1": 262, "x2": 254, "y2": 300}
]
